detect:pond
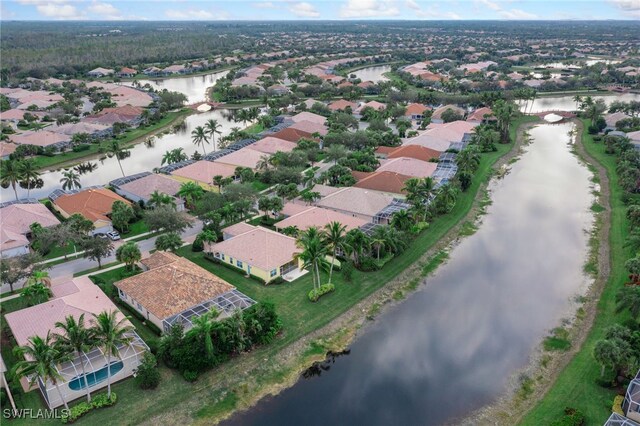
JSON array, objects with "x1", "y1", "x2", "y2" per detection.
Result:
[
  {"x1": 351, "y1": 65, "x2": 391, "y2": 83},
  {"x1": 519, "y1": 92, "x2": 640, "y2": 113},
  {"x1": 0, "y1": 108, "x2": 242, "y2": 201},
  {"x1": 223, "y1": 122, "x2": 594, "y2": 426},
  {"x1": 123, "y1": 70, "x2": 230, "y2": 104}
]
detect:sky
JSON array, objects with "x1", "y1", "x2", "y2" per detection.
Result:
[{"x1": 0, "y1": 0, "x2": 639, "y2": 21}]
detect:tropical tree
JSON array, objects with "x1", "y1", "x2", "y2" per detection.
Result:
[
  {"x1": 593, "y1": 339, "x2": 622, "y2": 377},
  {"x1": 161, "y1": 148, "x2": 188, "y2": 165},
  {"x1": 80, "y1": 237, "x2": 114, "y2": 269},
  {"x1": 616, "y1": 286, "x2": 640, "y2": 321},
  {"x1": 177, "y1": 181, "x2": 204, "y2": 209},
  {"x1": 323, "y1": 221, "x2": 348, "y2": 284},
  {"x1": 145, "y1": 205, "x2": 193, "y2": 234},
  {"x1": 14, "y1": 333, "x2": 73, "y2": 410},
  {"x1": 325, "y1": 144, "x2": 349, "y2": 165},
  {"x1": 391, "y1": 209, "x2": 412, "y2": 231},
  {"x1": 115, "y1": 242, "x2": 141, "y2": 271},
  {"x1": 432, "y1": 184, "x2": 458, "y2": 215},
  {"x1": 191, "y1": 126, "x2": 209, "y2": 155},
  {"x1": 148, "y1": 191, "x2": 176, "y2": 209},
  {"x1": 19, "y1": 158, "x2": 41, "y2": 198},
  {"x1": 403, "y1": 177, "x2": 434, "y2": 222},
  {"x1": 105, "y1": 140, "x2": 128, "y2": 177},
  {"x1": 92, "y1": 311, "x2": 133, "y2": 399},
  {"x1": 155, "y1": 232, "x2": 183, "y2": 252},
  {"x1": 345, "y1": 228, "x2": 370, "y2": 268},
  {"x1": 296, "y1": 227, "x2": 329, "y2": 291},
  {"x1": 492, "y1": 99, "x2": 515, "y2": 144},
  {"x1": 1, "y1": 160, "x2": 24, "y2": 200},
  {"x1": 60, "y1": 169, "x2": 81, "y2": 191},
  {"x1": 21, "y1": 281, "x2": 51, "y2": 306},
  {"x1": 204, "y1": 119, "x2": 222, "y2": 151},
  {"x1": 110, "y1": 200, "x2": 135, "y2": 233},
  {"x1": 54, "y1": 314, "x2": 96, "y2": 402},
  {"x1": 187, "y1": 308, "x2": 220, "y2": 360}
]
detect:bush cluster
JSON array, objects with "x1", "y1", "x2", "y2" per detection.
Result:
[
  {"x1": 308, "y1": 283, "x2": 335, "y2": 302},
  {"x1": 61, "y1": 392, "x2": 117, "y2": 424}
]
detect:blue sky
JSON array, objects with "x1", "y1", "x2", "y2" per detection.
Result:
[{"x1": 1, "y1": 0, "x2": 639, "y2": 21}]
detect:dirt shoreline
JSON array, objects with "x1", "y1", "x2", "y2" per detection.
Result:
[
  {"x1": 162, "y1": 119, "x2": 540, "y2": 426},
  {"x1": 463, "y1": 118, "x2": 611, "y2": 425}
]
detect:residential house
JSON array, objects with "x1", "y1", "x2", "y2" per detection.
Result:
[
  {"x1": 315, "y1": 186, "x2": 400, "y2": 224},
  {"x1": 291, "y1": 111, "x2": 327, "y2": 125},
  {"x1": 110, "y1": 172, "x2": 185, "y2": 211},
  {"x1": 5, "y1": 276, "x2": 147, "y2": 408},
  {"x1": 115, "y1": 252, "x2": 254, "y2": 332},
  {"x1": 10, "y1": 131, "x2": 70, "y2": 149},
  {"x1": 0, "y1": 201, "x2": 60, "y2": 258},
  {"x1": 87, "y1": 67, "x2": 114, "y2": 78},
  {"x1": 466, "y1": 107, "x2": 495, "y2": 124},
  {"x1": 0, "y1": 142, "x2": 18, "y2": 160},
  {"x1": 50, "y1": 187, "x2": 131, "y2": 235},
  {"x1": 375, "y1": 145, "x2": 440, "y2": 162},
  {"x1": 117, "y1": 67, "x2": 138, "y2": 78},
  {"x1": 605, "y1": 112, "x2": 630, "y2": 131},
  {"x1": 404, "y1": 103, "x2": 431, "y2": 121},
  {"x1": 376, "y1": 157, "x2": 438, "y2": 178},
  {"x1": 251, "y1": 137, "x2": 298, "y2": 155},
  {"x1": 431, "y1": 105, "x2": 466, "y2": 124},
  {"x1": 357, "y1": 100, "x2": 386, "y2": 114},
  {"x1": 206, "y1": 225, "x2": 301, "y2": 283},
  {"x1": 328, "y1": 99, "x2": 357, "y2": 112},
  {"x1": 221, "y1": 222, "x2": 257, "y2": 241},
  {"x1": 288, "y1": 120, "x2": 328, "y2": 137},
  {"x1": 270, "y1": 127, "x2": 313, "y2": 143},
  {"x1": 353, "y1": 171, "x2": 412, "y2": 195},
  {"x1": 216, "y1": 148, "x2": 268, "y2": 170},
  {"x1": 274, "y1": 206, "x2": 368, "y2": 233},
  {"x1": 170, "y1": 160, "x2": 237, "y2": 190}
]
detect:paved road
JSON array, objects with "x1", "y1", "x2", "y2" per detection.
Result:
[{"x1": 0, "y1": 220, "x2": 203, "y2": 293}]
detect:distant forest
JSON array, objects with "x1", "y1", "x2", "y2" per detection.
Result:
[{"x1": 2, "y1": 20, "x2": 639, "y2": 79}]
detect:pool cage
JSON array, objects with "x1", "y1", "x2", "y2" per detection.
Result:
[
  {"x1": 109, "y1": 172, "x2": 151, "y2": 189},
  {"x1": 202, "y1": 149, "x2": 234, "y2": 162},
  {"x1": 157, "y1": 160, "x2": 195, "y2": 174},
  {"x1": 162, "y1": 289, "x2": 256, "y2": 333},
  {"x1": 623, "y1": 370, "x2": 640, "y2": 421},
  {"x1": 37, "y1": 331, "x2": 148, "y2": 409},
  {"x1": 432, "y1": 163, "x2": 459, "y2": 185},
  {"x1": 604, "y1": 413, "x2": 640, "y2": 426},
  {"x1": 0, "y1": 198, "x2": 39, "y2": 208},
  {"x1": 226, "y1": 138, "x2": 257, "y2": 151},
  {"x1": 373, "y1": 199, "x2": 411, "y2": 224}
]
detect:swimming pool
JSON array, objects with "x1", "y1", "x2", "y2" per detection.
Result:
[{"x1": 68, "y1": 361, "x2": 124, "y2": 391}]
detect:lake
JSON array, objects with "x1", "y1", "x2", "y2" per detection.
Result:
[
  {"x1": 352, "y1": 65, "x2": 391, "y2": 83},
  {"x1": 123, "y1": 70, "x2": 230, "y2": 104},
  {"x1": 519, "y1": 92, "x2": 640, "y2": 113}
]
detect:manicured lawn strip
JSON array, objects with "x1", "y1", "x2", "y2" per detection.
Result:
[
  {"x1": 31, "y1": 110, "x2": 191, "y2": 170},
  {"x1": 521, "y1": 119, "x2": 633, "y2": 425},
  {"x1": 5, "y1": 116, "x2": 534, "y2": 424}
]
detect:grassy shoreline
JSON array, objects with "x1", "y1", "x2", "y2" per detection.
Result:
[
  {"x1": 520, "y1": 118, "x2": 633, "y2": 425},
  {"x1": 1, "y1": 116, "x2": 536, "y2": 425}
]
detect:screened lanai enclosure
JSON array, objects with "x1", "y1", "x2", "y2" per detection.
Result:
[
  {"x1": 38, "y1": 331, "x2": 148, "y2": 408},
  {"x1": 604, "y1": 413, "x2": 640, "y2": 426},
  {"x1": 161, "y1": 289, "x2": 256, "y2": 333}
]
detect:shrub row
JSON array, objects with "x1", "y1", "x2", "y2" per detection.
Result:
[
  {"x1": 61, "y1": 392, "x2": 117, "y2": 424},
  {"x1": 308, "y1": 283, "x2": 335, "y2": 302}
]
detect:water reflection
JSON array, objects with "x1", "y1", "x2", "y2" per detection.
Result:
[
  {"x1": 123, "y1": 70, "x2": 230, "y2": 104},
  {"x1": 520, "y1": 93, "x2": 640, "y2": 113},
  {"x1": 352, "y1": 65, "x2": 391, "y2": 83},
  {"x1": 223, "y1": 123, "x2": 593, "y2": 426}
]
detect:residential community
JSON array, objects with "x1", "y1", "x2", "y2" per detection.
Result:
[{"x1": 0, "y1": 14, "x2": 639, "y2": 426}]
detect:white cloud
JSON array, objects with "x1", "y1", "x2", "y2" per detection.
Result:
[
  {"x1": 253, "y1": 1, "x2": 277, "y2": 8},
  {"x1": 339, "y1": 0, "x2": 400, "y2": 18},
  {"x1": 87, "y1": 1, "x2": 122, "y2": 19},
  {"x1": 476, "y1": 0, "x2": 501, "y2": 11},
  {"x1": 608, "y1": 0, "x2": 640, "y2": 17},
  {"x1": 165, "y1": 8, "x2": 228, "y2": 20},
  {"x1": 405, "y1": 0, "x2": 419, "y2": 10},
  {"x1": 16, "y1": 0, "x2": 83, "y2": 19},
  {"x1": 498, "y1": 8, "x2": 537, "y2": 19},
  {"x1": 288, "y1": 2, "x2": 320, "y2": 17}
]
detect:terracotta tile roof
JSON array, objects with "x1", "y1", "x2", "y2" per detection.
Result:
[
  {"x1": 251, "y1": 137, "x2": 298, "y2": 154},
  {"x1": 404, "y1": 103, "x2": 430, "y2": 116},
  {"x1": 0, "y1": 203, "x2": 60, "y2": 243},
  {"x1": 467, "y1": 107, "x2": 494, "y2": 122},
  {"x1": 53, "y1": 188, "x2": 130, "y2": 223},
  {"x1": 432, "y1": 105, "x2": 466, "y2": 120},
  {"x1": 359, "y1": 100, "x2": 386, "y2": 111},
  {"x1": 270, "y1": 127, "x2": 313, "y2": 142},
  {"x1": 353, "y1": 171, "x2": 412, "y2": 194},
  {"x1": 275, "y1": 206, "x2": 368, "y2": 232},
  {"x1": 118, "y1": 173, "x2": 182, "y2": 200},
  {"x1": 207, "y1": 225, "x2": 298, "y2": 271},
  {"x1": 5, "y1": 276, "x2": 129, "y2": 347},
  {"x1": 10, "y1": 131, "x2": 69, "y2": 147},
  {"x1": 288, "y1": 120, "x2": 327, "y2": 136},
  {"x1": 172, "y1": 160, "x2": 237, "y2": 184},
  {"x1": 383, "y1": 145, "x2": 440, "y2": 162},
  {"x1": 222, "y1": 222, "x2": 257, "y2": 238},
  {"x1": 282, "y1": 201, "x2": 311, "y2": 217},
  {"x1": 0, "y1": 227, "x2": 29, "y2": 251},
  {"x1": 317, "y1": 187, "x2": 396, "y2": 218},
  {"x1": 115, "y1": 252, "x2": 235, "y2": 321},
  {"x1": 215, "y1": 148, "x2": 269, "y2": 169},
  {"x1": 1, "y1": 109, "x2": 25, "y2": 120},
  {"x1": 291, "y1": 111, "x2": 326, "y2": 125},
  {"x1": 0, "y1": 142, "x2": 18, "y2": 157},
  {"x1": 377, "y1": 157, "x2": 437, "y2": 178},
  {"x1": 328, "y1": 99, "x2": 357, "y2": 111}
]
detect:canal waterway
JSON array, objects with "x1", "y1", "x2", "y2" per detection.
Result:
[{"x1": 223, "y1": 121, "x2": 595, "y2": 426}]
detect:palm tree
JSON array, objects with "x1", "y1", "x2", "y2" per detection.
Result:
[
  {"x1": 60, "y1": 169, "x2": 81, "y2": 191},
  {"x1": 191, "y1": 126, "x2": 210, "y2": 155},
  {"x1": 391, "y1": 209, "x2": 412, "y2": 231},
  {"x1": 456, "y1": 146, "x2": 481, "y2": 174},
  {"x1": 14, "y1": 332, "x2": 72, "y2": 410},
  {"x1": 345, "y1": 228, "x2": 370, "y2": 268},
  {"x1": 105, "y1": 140, "x2": 128, "y2": 177},
  {"x1": 187, "y1": 308, "x2": 220, "y2": 360},
  {"x1": 26, "y1": 270, "x2": 51, "y2": 288},
  {"x1": 492, "y1": 100, "x2": 515, "y2": 144},
  {"x1": 323, "y1": 222, "x2": 348, "y2": 285},
  {"x1": 54, "y1": 314, "x2": 96, "y2": 402},
  {"x1": 19, "y1": 159, "x2": 41, "y2": 198},
  {"x1": 205, "y1": 119, "x2": 222, "y2": 151},
  {"x1": 295, "y1": 227, "x2": 329, "y2": 291},
  {"x1": 370, "y1": 226, "x2": 388, "y2": 261},
  {"x1": 616, "y1": 286, "x2": 640, "y2": 321},
  {"x1": 1, "y1": 160, "x2": 24, "y2": 201},
  {"x1": 573, "y1": 95, "x2": 583, "y2": 111},
  {"x1": 92, "y1": 311, "x2": 133, "y2": 399},
  {"x1": 161, "y1": 148, "x2": 188, "y2": 165},
  {"x1": 177, "y1": 181, "x2": 204, "y2": 209},
  {"x1": 148, "y1": 190, "x2": 176, "y2": 209}
]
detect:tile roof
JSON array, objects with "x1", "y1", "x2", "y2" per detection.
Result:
[
  {"x1": 115, "y1": 252, "x2": 235, "y2": 320},
  {"x1": 404, "y1": 103, "x2": 430, "y2": 116},
  {"x1": 222, "y1": 221, "x2": 257, "y2": 238},
  {"x1": 353, "y1": 171, "x2": 412, "y2": 194},
  {"x1": 381, "y1": 145, "x2": 441, "y2": 162},
  {"x1": 10, "y1": 131, "x2": 69, "y2": 147},
  {"x1": 53, "y1": 188, "x2": 130, "y2": 223},
  {"x1": 274, "y1": 206, "x2": 368, "y2": 232},
  {"x1": 118, "y1": 173, "x2": 182, "y2": 200},
  {"x1": 467, "y1": 107, "x2": 494, "y2": 122},
  {"x1": 317, "y1": 187, "x2": 396, "y2": 218},
  {"x1": 291, "y1": 111, "x2": 327, "y2": 125},
  {"x1": 207, "y1": 225, "x2": 298, "y2": 271},
  {"x1": 215, "y1": 148, "x2": 269, "y2": 169},
  {"x1": 377, "y1": 157, "x2": 438, "y2": 178},
  {"x1": 432, "y1": 105, "x2": 466, "y2": 120},
  {"x1": 171, "y1": 160, "x2": 237, "y2": 184},
  {"x1": 5, "y1": 276, "x2": 129, "y2": 347},
  {"x1": 270, "y1": 127, "x2": 313, "y2": 142},
  {"x1": 251, "y1": 137, "x2": 298, "y2": 154},
  {"x1": 288, "y1": 120, "x2": 328, "y2": 136},
  {"x1": 328, "y1": 99, "x2": 357, "y2": 111}
]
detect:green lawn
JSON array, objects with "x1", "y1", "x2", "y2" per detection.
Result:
[
  {"x1": 1, "y1": 116, "x2": 534, "y2": 424},
  {"x1": 120, "y1": 218, "x2": 149, "y2": 238},
  {"x1": 521, "y1": 119, "x2": 634, "y2": 425},
  {"x1": 31, "y1": 110, "x2": 191, "y2": 170}
]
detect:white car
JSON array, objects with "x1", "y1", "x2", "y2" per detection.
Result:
[{"x1": 106, "y1": 231, "x2": 121, "y2": 241}]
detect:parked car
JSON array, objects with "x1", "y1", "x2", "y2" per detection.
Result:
[{"x1": 106, "y1": 231, "x2": 121, "y2": 241}]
